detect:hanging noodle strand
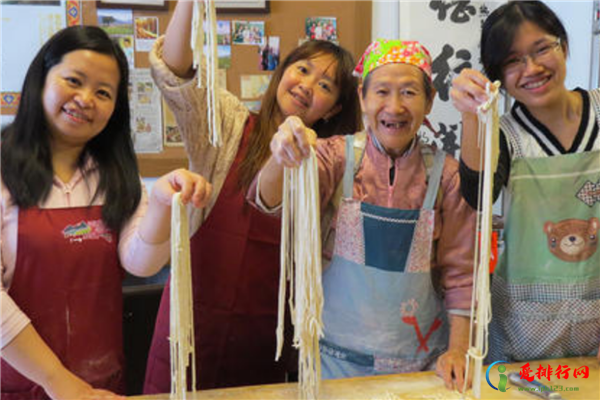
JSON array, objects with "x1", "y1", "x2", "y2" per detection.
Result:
[
  {"x1": 464, "y1": 80, "x2": 501, "y2": 399},
  {"x1": 276, "y1": 149, "x2": 325, "y2": 400},
  {"x1": 191, "y1": 0, "x2": 222, "y2": 147},
  {"x1": 170, "y1": 193, "x2": 197, "y2": 399}
]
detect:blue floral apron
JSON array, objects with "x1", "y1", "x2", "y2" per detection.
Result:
[{"x1": 320, "y1": 136, "x2": 449, "y2": 379}]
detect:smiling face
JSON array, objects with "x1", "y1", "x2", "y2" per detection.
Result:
[
  {"x1": 501, "y1": 21, "x2": 568, "y2": 110},
  {"x1": 42, "y1": 49, "x2": 120, "y2": 152},
  {"x1": 275, "y1": 53, "x2": 342, "y2": 127},
  {"x1": 359, "y1": 63, "x2": 433, "y2": 158}
]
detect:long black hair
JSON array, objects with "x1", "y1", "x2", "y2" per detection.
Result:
[
  {"x1": 481, "y1": 0, "x2": 568, "y2": 84},
  {"x1": 1, "y1": 25, "x2": 140, "y2": 232}
]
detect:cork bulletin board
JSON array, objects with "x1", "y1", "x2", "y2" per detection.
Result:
[{"x1": 8, "y1": 0, "x2": 372, "y2": 177}]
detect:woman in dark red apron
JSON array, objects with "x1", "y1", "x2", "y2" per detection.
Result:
[
  {"x1": 0, "y1": 26, "x2": 211, "y2": 400},
  {"x1": 143, "y1": 1, "x2": 361, "y2": 393}
]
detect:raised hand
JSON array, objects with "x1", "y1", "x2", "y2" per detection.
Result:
[
  {"x1": 270, "y1": 116, "x2": 317, "y2": 168},
  {"x1": 450, "y1": 68, "x2": 492, "y2": 115},
  {"x1": 151, "y1": 168, "x2": 213, "y2": 209}
]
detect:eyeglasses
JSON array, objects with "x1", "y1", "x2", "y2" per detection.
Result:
[{"x1": 502, "y1": 38, "x2": 562, "y2": 75}]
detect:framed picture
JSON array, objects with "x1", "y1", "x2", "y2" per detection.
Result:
[
  {"x1": 96, "y1": 0, "x2": 168, "y2": 11},
  {"x1": 217, "y1": 0, "x2": 269, "y2": 14}
]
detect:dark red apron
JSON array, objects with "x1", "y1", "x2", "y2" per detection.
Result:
[
  {"x1": 144, "y1": 115, "x2": 295, "y2": 393},
  {"x1": 1, "y1": 206, "x2": 125, "y2": 400}
]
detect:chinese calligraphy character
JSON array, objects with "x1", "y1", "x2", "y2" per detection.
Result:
[
  {"x1": 519, "y1": 362, "x2": 534, "y2": 382},
  {"x1": 573, "y1": 366, "x2": 589, "y2": 378},
  {"x1": 535, "y1": 364, "x2": 553, "y2": 381},
  {"x1": 479, "y1": 4, "x2": 490, "y2": 19},
  {"x1": 431, "y1": 44, "x2": 472, "y2": 101},
  {"x1": 479, "y1": 4, "x2": 490, "y2": 29},
  {"x1": 437, "y1": 123, "x2": 460, "y2": 156},
  {"x1": 429, "y1": 0, "x2": 477, "y2": 23},
  {"x1": 555, "y1": 365, "x2": 570, "y2": 379}
]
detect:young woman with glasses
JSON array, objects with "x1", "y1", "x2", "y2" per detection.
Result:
[{"x1": 451, "y1": 0, "x2": 600, "y2": 363}]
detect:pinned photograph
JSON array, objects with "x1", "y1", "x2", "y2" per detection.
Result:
[
  {"x1": 117, "y1": 35, "x2": 135, "y2": 68},
  {"x1": 232, "y1": 20, "x2": 265, "y2": 45},
  {"x1": 305, "y1": 17, "x2": 337, "y2": 42},
  {"x1": 134, "y1": 16, "x2": 159, "y2": 52},
  {"x1": 259, "y1": 36, "x2": 280, "y2": 71},
  {"x1": 218, "y1": 45, "x2": 231, "y2": 69},
  {"x1": 217, "y1": 20, "x2": 231, "y2": 45},
  {"x1": 97, "y1": 8, "x2": 133, "y2": 36},
  {"x1": 97, "y1": 9, "x2": 134, "y2": 67}
]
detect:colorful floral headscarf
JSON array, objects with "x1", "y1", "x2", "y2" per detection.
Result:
[{"x1": 354, "y1": 39, "x2": 433, "y2": 82}]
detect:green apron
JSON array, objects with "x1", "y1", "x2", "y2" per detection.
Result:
[{"x1": 488, "y1": 120, "x2": 600, "y2": 362}]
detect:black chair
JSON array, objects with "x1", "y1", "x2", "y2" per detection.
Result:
[{"x1": 122, "y1": 267, "x2": 169, "y2": 395}]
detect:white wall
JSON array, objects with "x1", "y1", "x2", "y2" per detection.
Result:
[
  {"x1": 143, "y1": 177, "x2": 158, "y2": 195},
  {"x1": 545, "y1": 0, "x2": 595, "y2": 90},
  {"x1": 372, "y1": 0, "x2": 399, "y2": 40}
]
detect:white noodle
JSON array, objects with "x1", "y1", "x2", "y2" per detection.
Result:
[
  {"x1": 191, "y1": 0, "x2": 221, "y2": 147},
  {"x1": 170, "y1": 193, "x2": 197, "y2": 399},
  {"x1": 465, "y1": 81, "x2": 500, "y2": 399},
  {"x1": 277, "y1": 149, "x2": 325, "y2": 400}
]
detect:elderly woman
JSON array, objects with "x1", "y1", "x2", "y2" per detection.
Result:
[{"x1": 252, "y1": 39, "x2": 477, "y2": 390}]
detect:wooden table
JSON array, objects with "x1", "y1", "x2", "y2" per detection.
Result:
[{"x1": 131, "y1": 357, "x2": 599, "y2": 399}]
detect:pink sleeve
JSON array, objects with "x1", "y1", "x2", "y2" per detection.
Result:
[
  {"x1": 118, "y1": 180, "x2": 170, "y2": 277},
  {"x1": 314, "y1": 136, "x2": 346, "y2": 211},
  {"x1": 0, "y1": 293, "x2": 31, "y2": 349},
  {"x1": 434, "y1": 157, "x2": 476, "y2": 311},
  {"x1": 246, "y1": 173, "x2": 282, "y2": 215},
  {"x1": 0, "y1": 183, "x2": 31, "y2": 349},
  {"x1": 246, "y1": 136, "x2": 347, "y2": 214}
]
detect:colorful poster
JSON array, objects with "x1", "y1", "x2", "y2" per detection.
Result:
[
  {"x1": 66, "y1": 0, "x2": 81, "y2": 26},
  {"x1": 130, "y1": 69, "x2": 163, "y2": 153},
  {"x1": 240, "y1": 74, "x2": 271, "y2": 99},
  {"x1": 162, "y1": 99, "x2": 182, "y2": 147},
  {"x1": 134, "y1": 16, "x2": 159, "y2": 52}
]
